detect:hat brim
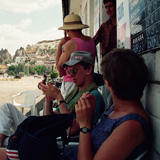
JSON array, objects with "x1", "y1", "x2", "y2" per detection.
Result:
[
  {"x1": 58, "y1": 24, "x2": 89, "y2": 30},
  {"x1": 63, "y1": 59, "x2": 81, "y2": 68}
]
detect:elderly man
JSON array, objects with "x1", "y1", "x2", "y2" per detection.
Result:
[{"x1": 0, "y1": 51, "x2": 104, "y2": 147}]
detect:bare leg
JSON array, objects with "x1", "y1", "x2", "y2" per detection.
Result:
[
  {"x1": 0, "y1": 148, "x2": 7, "y2": 160},
  {"x1": 0, "y1": 134, "x2": 6, "y2": 146}
]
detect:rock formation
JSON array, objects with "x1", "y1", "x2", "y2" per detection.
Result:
[
  {"x1": 13, "y1": 47, "x2": 27, "y2": 61},
  {"x1": 0, "y1": 38, "x2": 61, "y2": 64},
  {"x1": 0, "y1": 49, "x2": 12, "y2": 64}
]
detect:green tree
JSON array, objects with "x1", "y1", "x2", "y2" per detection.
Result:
[
  {"x1": 29, "y1": 66, "x2": 35, "y2": 75},
  {"x1": 33, "y1": 65, "x2": 40, "y2": 74},
  {"x1": 8, "y1": 65, "x2": 16, "y2": 72},
  {"x1": 25, "y1": 59, "x2": 29, "y2": 63},
  {"x1": 33, "y1": 65, "x2": 46, "y2": 75},
  {"x1": 8, "y1": 70, "x2": 15, "y2": 76},
  {"x1": 50, "y1": 71, "x2": 58, "y2": 79},
  {"x1": 15, "y1": 64, "x2": 24, "y2": 74},
  {"x1": 40, "y1": 65, "x2": 46, "y2": 74},
  {"x1": 25, "y1": 69, "x2": 29, "y2": 76}
]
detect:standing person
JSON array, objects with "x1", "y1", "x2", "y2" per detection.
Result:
[
  {"x1": 56, "y1": 12, "x2": 96, "y2": 99},
  {"x1": 93, "y1": 0, "x2": 117, "y2": 57},
  {"x1": 93, "y1": 0, "x2": 117, "y2": 110}
]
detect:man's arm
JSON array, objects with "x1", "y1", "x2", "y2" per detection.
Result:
[
  {"x1": 44, "y1": 97, "x2": 54, "y2": 115},
  {"x1": 56, "y1": 39, "x2": 77, "y2": 76},
  {"x1": 40, "y1": 83, "x2": 80, "y2": 135},
  {"x1": 93, "y1": 26, "x2": 102, "y2": 45}
]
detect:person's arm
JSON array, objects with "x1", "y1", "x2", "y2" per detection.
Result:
[
  {"x1": 44, "y1": 96, "x2": 55, "y2": 115},
  {"x1": 40, "y1": 83, "x2": 80, "y2": 135},
  {"x1": 40, "y1": 83, "x2": 69, "y2": 113},
  {"x1": 76, "y1": 95, "x2": 146, "y2": 160},
  {"x1": 0, "y1": 148, "x2": 7, "y2": 160},
  {"x1": 71, "y1": 92, "x2": 98, "y2": 136},
  {"x1": 75, "y1": 93, "x2": 95, "y2": 160},
  {"x1": 56, "y1": 39, "x2": 77, "y2": 76},
  {"x1": 56, "y1": 37, "x2": 70, "y2": 77},
  {"x1": 92, "y1": 120, "x2": 146, "y2": 160},
  {"x1": 93, "y1": 26, "x2": 102, "y2": 45}
]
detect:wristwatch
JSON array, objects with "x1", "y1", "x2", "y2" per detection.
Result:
[
  {"x1": 57, "y1": 100, "x2": 65, "y2": 106},
  {"x1": 80, "y1": 127, "x2": 92, "y2": 133}
]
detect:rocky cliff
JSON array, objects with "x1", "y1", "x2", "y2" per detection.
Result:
[
  {"x1": 13, "y1": 47, "x2": 27, "y2": 61},
  {"x1": 0, "y1": 49, "x2": 12, "y2": 64}
]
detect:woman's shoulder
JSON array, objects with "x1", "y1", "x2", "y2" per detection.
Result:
[
  {"x1": 115, "y1": 111, "x2": 151, "y2": 137},
  {"x1": 106, "y1": 105, "x2": 151, "y2": 133},
  {"x1": 126, "y1": 107, "x2": 151, "y2": 125}
]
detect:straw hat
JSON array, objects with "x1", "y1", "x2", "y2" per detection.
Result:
[{"x1": 58, "y1": 12, "x2": 89, "y2": 30}]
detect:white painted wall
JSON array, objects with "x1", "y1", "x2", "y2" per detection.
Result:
[{"x1": 142, "y1": 51, "x2": 160, "y2": 159}]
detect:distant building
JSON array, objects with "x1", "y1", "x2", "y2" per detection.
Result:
[
  {"x1": 14, "y1": 56, "x2": 26, "y2": 64},
  {"x1": 0, "y1": 64, "x2": 8, "y2": 74}
]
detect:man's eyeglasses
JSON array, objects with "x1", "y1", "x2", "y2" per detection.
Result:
[{"x1": 67, "y1": 68, "x2": 78, "y2": 75}]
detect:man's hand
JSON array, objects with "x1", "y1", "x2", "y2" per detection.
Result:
[
  {"x1": 59, "y1": 37, "x2": 70, "y2": 47},
  {"x1": 40, "y1": 83, "x2": 63, "y2": 100}
]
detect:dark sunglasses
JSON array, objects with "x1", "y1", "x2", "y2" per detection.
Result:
[{"x1": 67, "y1": 68, "x2": 78, "y2": 75}]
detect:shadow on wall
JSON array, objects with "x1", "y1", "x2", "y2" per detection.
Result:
[{"x1": 142, "y1": 83, "x2": 160, "y2": 160}]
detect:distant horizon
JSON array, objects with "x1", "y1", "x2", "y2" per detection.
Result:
[{"x1": 0, "y1": 1, "x2": 64, "y2": 56}]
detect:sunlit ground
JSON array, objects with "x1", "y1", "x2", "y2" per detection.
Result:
[{"x1": 0, "y1": 75, "x2": 45, "y2": 113}]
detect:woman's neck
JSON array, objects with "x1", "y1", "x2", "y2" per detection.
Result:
[{"x1": 112, "y1": 93, "x2": 142, "y2": 113}]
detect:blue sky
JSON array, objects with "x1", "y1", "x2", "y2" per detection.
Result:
[{"x1": 0, "y1": 0, "x2": 64, "y2": 56}]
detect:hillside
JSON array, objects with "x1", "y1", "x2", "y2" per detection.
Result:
[{"x1": 0, "y1": 39, "x2": 61, "y2": 64}]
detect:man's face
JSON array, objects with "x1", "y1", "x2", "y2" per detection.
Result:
[
  {"x1": 67, "y1": 64, "x2": 89, "y2": 88},
  {"x1": 104, "y1": 2, "x2": 116, "y2": 18}
]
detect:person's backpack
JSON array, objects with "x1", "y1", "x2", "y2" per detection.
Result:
[{"x1": 6, "y1": 114, "x2": 73, "y2": 160}]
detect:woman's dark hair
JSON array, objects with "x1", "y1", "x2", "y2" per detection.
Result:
[
  {"x1": 103, "y1": 0, "x2": 116, "y2": 5},
  {"x1": 101, "y1": 48, "x2": 148, "y2": 100}
]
